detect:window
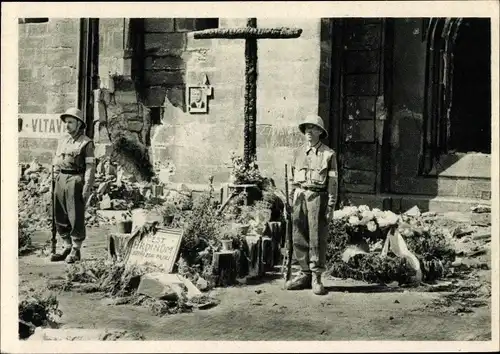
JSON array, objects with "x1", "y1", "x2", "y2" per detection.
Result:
[{"x1": 420, "y1": 18, "x2": 491, "y2": 174}]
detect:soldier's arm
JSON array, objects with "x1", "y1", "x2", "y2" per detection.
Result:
[
  {"x1": 83, "y1": 142, "x2": 96, "y2": 201},
  {"x1": 327, "y1": 152, "x2": 338, "y2": 209}
]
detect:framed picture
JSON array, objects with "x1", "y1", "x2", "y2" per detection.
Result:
[{"x1": 187, "y1": 86, "x2": 209, "y2": 114}]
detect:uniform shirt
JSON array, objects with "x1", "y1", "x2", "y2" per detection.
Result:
[
  {"x1": 292, "y1": 141, "x2": 338, "y2": 207},
  {"x1": 54, "y1": 131, "x2": 95, "y2": 173}
]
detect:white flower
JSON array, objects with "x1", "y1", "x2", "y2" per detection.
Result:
[
  {"x1": 343, "y1": 206, "x2": 358, "y2": 218},
  {"x1": 348, "y1": 215, "x2": 361, "y2": 226},
  {"x1": 366, "y1": 220, "x2": 377, "y2": 232},
  {"x1": 358, "y1": 205, "x2": 370, "y2": 213},
  {"x1": 361, "y1": 210, "x2": 374, "y2": 221},
  {"x1": 372, "y1": 208, "x2": 384, "y2": 218}
]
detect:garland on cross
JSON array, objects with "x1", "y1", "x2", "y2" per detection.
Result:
[{"x1": 194, "y1": 18, "x2": 302, "y2": 168}]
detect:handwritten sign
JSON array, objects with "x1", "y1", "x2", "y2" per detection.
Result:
[
  {"x1": 18, "y1": 114, "x2": 67, "y2": 138},
  {"x1": 127, "y1": 228, "x2": 183, "y2": 273}
]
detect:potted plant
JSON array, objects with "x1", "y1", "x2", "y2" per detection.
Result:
[
  {"x1": 161, "y1": 202, "x2": 178, "y2": 226},
  {"x1": 117, "y1": 210, "x2": 133, "y2": 234}
]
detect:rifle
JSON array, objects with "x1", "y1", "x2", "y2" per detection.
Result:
[
  {"x1": 51, "y1": 165, "x2": 57, "y2": 254},
  {"x1": 282, "y1": 164, "x2": 294, "y2": 286}
]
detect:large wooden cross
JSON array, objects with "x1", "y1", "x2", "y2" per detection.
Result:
[{"x1": 194, "y1": 18, "x2": 302, "y2": 166}]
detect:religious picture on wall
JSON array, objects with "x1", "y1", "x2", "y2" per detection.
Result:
[{"x1": 187, "y1": 86, "x2": 208, "y2": 114}]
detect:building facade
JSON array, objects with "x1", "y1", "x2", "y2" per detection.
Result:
[{"x1": 18, "y1": 18, "x2": 492, "y2": 212}]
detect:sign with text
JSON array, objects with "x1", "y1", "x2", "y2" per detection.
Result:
[
  {"x1": 127, "y1": 228, "x2": 184, "y2": 273},
  {"x1": 18, "y1": 114, "x2": 67, "y2": 138}
]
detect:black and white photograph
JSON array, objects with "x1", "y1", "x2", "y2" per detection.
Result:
[
  {"x1": 187, "y1": 86, "x2": 209, "y2": 113},
  {"x1": 1, "y1": 1, "x2": 499, "y2": 353}
]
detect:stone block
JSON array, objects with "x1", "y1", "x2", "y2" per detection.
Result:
[
  {"x1": 112, "y1": 75, "x2": 136, "y2": 91},
  {"x1": 344, "y1": 50, "x2": 380, "y2": 74},
  {"x1": 54, "y1": 19, "x2": 79, "y2": 34},
  {"x1": 145, "y1": 33, "x2": 186, "y2": 53},
  {"x1": 343, "y1": 169, "x2": 376, "y2": 186},
  {"x1": 455, "y1": 180, "x2": 491, "y2": 200},
  {"x1": 144, "y1": 18, "x2": 175, "y2": 33},
  {"x1": 113, "y1": 90, "x2": 138, "y2": 105},
  {"x1": 49, "y1": 67, "x2": 75, "y2": 83},
  {"x1": 45, "y1": 48, "x2": 78, "y2": 67},
  {"x1": 127, "y1": 120, "x2": 144, "y2": 132},
  {"x1": 343, "y1": 23, "x2": 382, "y2": 50},
  {"x1": 26, "y1": 23, "x2": 49, "y2": 36},
  {"x1": 344, "y1": 183, "x2": 376, "y2": 193},
  {"x1": 48, "y1": 34, "x2": 78, "y2": 49},
  {"x1": 144, "y1": 70, "x2": 185, "y2": 86},
  {"x1": 145, "y1": 56, "x2": 185, "y2": 71},
  {"x1": 345, "y1": 120, "x2": 375, "y2": 142},
  {"x1": 344, "y1": 143, "x2": 377, "y2": 170},
  {"x1": 344, "y1": 74, "x2": 379, "y2": 95},
  {"x1": 136, "y1": 273, "x2": 187, "y2": 300},
  {"x1": 345, "y1": 96, "x2": 376, "y2": 120}
]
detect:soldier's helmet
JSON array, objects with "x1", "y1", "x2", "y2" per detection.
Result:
[
  {"x1": 60, "y1": 108, "x2": 86, "y2": 129},
  {"x1": 298, "y1": 114, "x2": 328, "y2": 139}
]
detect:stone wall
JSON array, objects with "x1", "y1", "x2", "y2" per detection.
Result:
[{"x1": 18, "y1": 19, "x2": 80, "y2": 164}]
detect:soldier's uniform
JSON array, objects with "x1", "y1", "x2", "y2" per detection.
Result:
[
  {"x1": 51, "y1": 108, "x2": 96, "y2": 263},
  {"x1": 286, "y1": 114, "x2": 338, "y2": 295}
]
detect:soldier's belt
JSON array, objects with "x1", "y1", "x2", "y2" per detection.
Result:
[
  {"x1": 299, "y1": 185, "x2": 327, "y2": 193},
  {"x1": 60, "y1": 169, "x2": 84, "y2": 175}
]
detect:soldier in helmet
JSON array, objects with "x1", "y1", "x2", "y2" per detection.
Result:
[
  {"x1": 286, "y1": 114, "x2": 338, "y2": 295},
  {"x1": 50, "y1": 108, "x2": 96, "y2": 263}
]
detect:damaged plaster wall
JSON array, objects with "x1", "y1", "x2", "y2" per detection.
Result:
[{"x1": 150, "y1": 18, "x2": 322, "y2": 189}]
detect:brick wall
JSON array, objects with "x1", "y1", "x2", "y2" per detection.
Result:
[{"x1": 18, "y1": 19, "x2": 80, "y2": 164}]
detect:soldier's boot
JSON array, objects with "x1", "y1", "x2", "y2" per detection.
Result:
[
  {"x1": 50, "y1": 247, "x2": 72, "y2": 262},
  {"x1": 50, "y1": 238, "x2": 72, "y2": 262},
  {"x1": 65, "y1": 248, "x2": 81, "y2": 264},
  {"x1": 312, "y1": 272, "x2": 327, "y2": 295},
  {"x1": 285, "y1": 271, "x2": 312, "y2": 290}
]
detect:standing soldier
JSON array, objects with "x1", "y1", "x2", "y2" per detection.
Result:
[
  {"x1": 50, "y1": 108, "x2": 96, "y2": 263},
  {"x1": 286, "y1": 114, "x2": 338, "y2": 295}
]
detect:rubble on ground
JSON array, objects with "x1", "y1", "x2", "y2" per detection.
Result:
[{"x1": 18, "y1": 159, "x2": 194, "y2": 230}]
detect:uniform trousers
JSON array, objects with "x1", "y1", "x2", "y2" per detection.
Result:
[
  {"x1": 292, "y1": 188, "x2": 328, "y2": 274},
  {"x1": 54, "y1": 172, "x2": 86, "y2": 248}
]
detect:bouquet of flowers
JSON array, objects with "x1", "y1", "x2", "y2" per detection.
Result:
[
  {"x1": 332, "y1": 205, "x2": 401, "y2": 243},
  {"x1": 228, "y1": 151, "x2": 264, "y2": 185}
]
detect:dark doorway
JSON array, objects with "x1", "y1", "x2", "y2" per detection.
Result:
[{"x1": 448, "y1": 19, "x2": 491, "y2": 153}]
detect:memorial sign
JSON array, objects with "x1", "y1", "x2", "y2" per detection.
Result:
[{"x1": 126, "y1": 227, "x2": 183, "y2": 273}]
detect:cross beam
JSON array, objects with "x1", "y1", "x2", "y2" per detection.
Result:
[{"x1": 194, "y1": 18, "x2": 302, "y2": 166}]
